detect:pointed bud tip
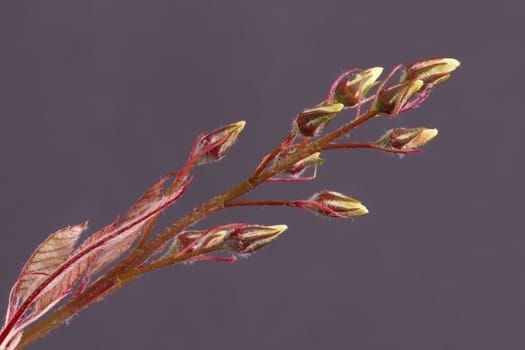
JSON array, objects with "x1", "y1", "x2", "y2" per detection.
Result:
[
  {"x1": 333, "y1": 103, "x2": 345, "y2": 112},
  {"x1": 443, "y1": 58, "x2": 460, "y2": 69},
  {"x1": 406, "y1": 128, "x2": 438, "y2": 148},
  {"x1": 364, "y1": 67, "x2": 384, "y2": 80},
  {"x1": 267, "y1": 224, "x2": 288, "y2": 234},
  {"x1": 310, "y1": 102, "x2": 344, "y2": 114},
  {"x1": 233, "y1": 120, "x2": 246, "y2": 131},
  {"x1": 354, "y1": 203, "x2": 369, "y2": 216},
  {"x1": 426, "y1": 128, "x2": 438, "y2": 139}
]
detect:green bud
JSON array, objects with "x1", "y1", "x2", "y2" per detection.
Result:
[
  {"x1": 375, "y1": 79, "x2": 424, "y2": 117},
  {"x1": 375, "y1": 128, "x2": 438, "y2": 150},
  {"x1": 294, "y1": 102, "x2": 344, "y2": 137},
  {"x1": 168, "y1": 228, "x2": 231, "y2": 254},
  {"x1": 275, "y1": 147, "x2": 323, "y2": 178},
  {"x1": 226, "y1": 225, "x2": 288, "y2": 254},
  {"x1": 332, "y1": 67, "x2": 384, "y2": 107},
  {"x1": 403, "y1": 57, "x2": 460, "y2": 90},
  {"x1": 306, "y1": 191, "x2": 368, "y2": 218},
  {"x1": 193, "y1": 121, "x2": 246, "y2": 165}
]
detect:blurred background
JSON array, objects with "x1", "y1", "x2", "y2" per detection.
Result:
[{"x1": 0, "y1": 1, "x2": 523, "y2": 349}]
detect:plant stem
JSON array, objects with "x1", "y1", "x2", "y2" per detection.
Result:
[
  {"x1": 15, "y1": 108, "x2": 377, "y2": 349},
  {"x1": 225, "y1": 200, "x2": 296, "y2": 208}
]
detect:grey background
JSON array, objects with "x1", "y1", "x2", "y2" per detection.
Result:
[{"x1": 0, "y1": 1, "x2": 523, "y2": 349}]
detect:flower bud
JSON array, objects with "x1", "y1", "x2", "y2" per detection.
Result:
[
  {"x1": 274, "y1": 146, "x2": 323, "y2": 178},
  {"x1": 169, "y1": 228, "x2": 231, "y2": 253},
  {"x1": 294, "y1": 102, "x2": 344, "y2": 137},
  {"x1": 285, "y1": 152, "x2": 323, "y2": 177},
  {"x1": 304, "y1": 191, "x2": 368, "y2": 218},
  {"x1": 403, "y1": 57, "x2": 460, "y2": 90},
  {"x1": 193, "y1": 121, "x2": 246, "y2": 165},
  {"x1": 330, "y1": 67, "x2": 383, "y2": 107},
  {"x1": 375, "y1": 79, "x2": 423, "y2": 117},
  {"x1": 375, "y1": 128, "x2": 438, "y2": 150},
  {"x1": 226, "y1": 225, "x2": 288, "y2": 254}
]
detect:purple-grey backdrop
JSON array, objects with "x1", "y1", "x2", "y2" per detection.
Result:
[{"x1": 1, "y1": 1, "x2": 523, "y2": 349}]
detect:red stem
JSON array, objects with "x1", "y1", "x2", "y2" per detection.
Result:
[{"x1": 225, "y1": 199, "x2": 296, "y2": 208}]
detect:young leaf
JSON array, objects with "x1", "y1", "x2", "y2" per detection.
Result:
[
  {"x1": 6, "y1": 223, "x2": 88, "y2": 322},
  {"x1": 1, "y1": 175, "x2": 191, "y2": 347},
  {"x1": 81, "y1": 176, "x2": 169, "y2": 280}
]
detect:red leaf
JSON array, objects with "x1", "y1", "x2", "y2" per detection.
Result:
[
  {"x1": 1, "y1": 175, "x2": 191, "y2": 346},
  {"x1": 8, "y1": 223, "x2": 88, "y2": 320},
  {"x1": 81, "y1": 176, "x2": 169, "y2": 280},
  {"x1": 71, "y1": 216, "x2": 120, "y2": 297}
]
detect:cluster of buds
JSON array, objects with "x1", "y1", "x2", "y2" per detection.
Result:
[
  {"x1": 161, "y1": 58, "x2": 458, "y2": 265},
  {"x1": 0, "y1": 56, "x2": 460, "y2": 349},
  {"x1": 374, "y1": 128, "x2": 439, "y2": 151},
  {"x1": 191, "y1": 121, "x2": 246, "y2": 165},
  {"x1": 375, "y1": 58, "x2": 460, "y2": 117},
  {"x1": 300, "y1": 191, "x2": 369, "y2": 218},
  {"x1": 327, "y1": 58, "x2": 459, "y2": 118}
]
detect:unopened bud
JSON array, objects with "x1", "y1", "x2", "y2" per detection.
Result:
[
  {"x1": 331, "y1": 67, "x2": 383, "y2": 107},
  {"x1": 169, "y1": 228, "x2": 231, "y2": 254},
  {"x1": 375, "y1": 128, "x2": 438, "y2": 150},
  {"x1": 294, "y1": 102, "x2": 343, "y2": 137},
  {"x1": 403, "y1": 57, "x2": 460, "y2": 90},
  {"x1": 375, "y1": 79, "x2": 423, "y2": 117},
  {"x1": 305, "y1": 191, "x2": 368, "y2": 218},
  {"x1": 226, "y1": 225, "x2": 288, "y2": 254},
  {"x1": 193, "y1": 121, "x2": 246, "y2": 165},
  {"x1": 274, "y1": 147, "x2": 323, "y2": 178}
]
